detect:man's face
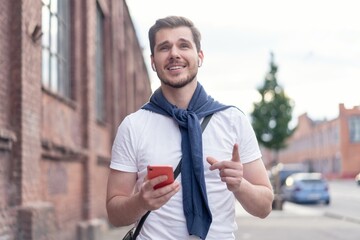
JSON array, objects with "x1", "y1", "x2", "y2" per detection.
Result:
[{"x1": 151, "y1": 26, "x2": 203, "y2": 88}]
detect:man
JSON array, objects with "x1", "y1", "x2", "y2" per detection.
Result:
[{"x1": 106, "y1": 16, "x2": 273, "y2": 240}]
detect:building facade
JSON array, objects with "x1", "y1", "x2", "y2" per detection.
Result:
[
  {"x1": 0, "y1": 0, "x2": 151, "y2": 239},
  {"x1": 274, "y1": 104, "x2": 360, "y2": 178}
]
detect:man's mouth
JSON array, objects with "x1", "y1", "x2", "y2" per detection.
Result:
[{"x1": 167, "y1": 64, "x2": 186, "y2": 71}]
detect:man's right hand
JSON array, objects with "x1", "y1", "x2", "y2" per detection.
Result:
[{"x1": 138, "y1": 176, "x2": 180, "y2": 211}]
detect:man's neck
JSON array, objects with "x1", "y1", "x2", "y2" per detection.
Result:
[{"x1": 161, "y1": 81, "x2": 198, "y2": 109}]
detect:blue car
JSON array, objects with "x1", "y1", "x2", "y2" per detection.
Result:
[{"x1": 281, "y1": 172, "x2": 330, "y2": 205}]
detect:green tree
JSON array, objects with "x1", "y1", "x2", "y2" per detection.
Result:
[
  {"x1": 252, "y1": 52, "x2": 295, "y2": 210},
  {"x1": 251, "y1": 52, "x2": 295, "y2": 164}
]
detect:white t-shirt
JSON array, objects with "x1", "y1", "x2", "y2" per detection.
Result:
[{"x1": 110, "y1": 107, "x2": 261, "y2": 240}]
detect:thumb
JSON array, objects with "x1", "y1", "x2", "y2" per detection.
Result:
[
  {"x1": 232, "y1": 144, "x2": 241, "y2": 162},
  {"x1": 207, "y1": 156, "x2": 218, "y2": 166}
]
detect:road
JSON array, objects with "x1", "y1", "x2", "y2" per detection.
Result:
[
  {"x1": 104, "y1": 180, "x2": 360, "y2": 239},
  {"x1": 309, "y1": 179, "x2": 360, "y2": 223},
  {"x1": 235, "y1": 179, "x2": 360, "y2": 240}
]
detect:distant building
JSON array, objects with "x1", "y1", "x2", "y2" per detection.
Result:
[
  {"x1": 272, "y1": 104, "x2": 360, "y2": 178},
  {"x1": 0, "y1": 0, "x2": 151, "y2": 239}
]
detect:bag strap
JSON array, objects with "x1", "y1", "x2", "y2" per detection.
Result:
[{"x1": 133, "y1": 113, "x2": 213, "y2": 239}]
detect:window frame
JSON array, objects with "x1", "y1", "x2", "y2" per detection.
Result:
[
  {"x1": 41, "y1": 0, "x2": 71, "y2": 99},
  {"x1": 348, "y1": 116, "x2": 360, "y2": 143},
  {"x1": 95, "y1": 2, "x2": 106, "y2": 123}
]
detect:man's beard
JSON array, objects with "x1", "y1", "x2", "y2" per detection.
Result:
[{"x1": 158, "y1": 72, "x2": 197, "y2": 89}]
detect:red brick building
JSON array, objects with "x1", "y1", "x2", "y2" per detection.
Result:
[
  {"x1": 273, "y1": 104, "x2": 360, "y2": 178},
  {"x1": 0, "y1": 0, "x2": 151, "y2": 239}
]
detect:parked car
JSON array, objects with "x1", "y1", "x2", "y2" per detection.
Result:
[
  {"x1": 281, "y1": 172, "x2": 330, "y2": 205},
  {"x1": 269, "y1": 163, "x2": 306, "y2": 210},
  {"x1": 269, "y1": 163, "x2": 305, "y2": 190},
  {"x1": 355, "y1": 173, "x2": 360, "y2": 186}
]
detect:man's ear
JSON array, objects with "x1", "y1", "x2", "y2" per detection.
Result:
[
  {"x1": 198, "y1": 50, "x2": 204, "y2": 67},
  {"x1": 151, "y1": 56, "x2": 156, "y2": 72}
]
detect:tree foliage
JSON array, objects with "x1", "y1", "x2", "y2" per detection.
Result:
[{"x1": 251, "y1": 53, "x2": 295, "y2": 152}]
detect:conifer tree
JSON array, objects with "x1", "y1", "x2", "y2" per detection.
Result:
[{"x1": 251, "y1": 52, "x2": 295, "y2": 164}]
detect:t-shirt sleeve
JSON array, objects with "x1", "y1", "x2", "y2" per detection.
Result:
[
  {"x1": 110, "y1": 116, "x2": 138, "y2": 172},
  {"x1": 235, "y1": 110, "x2": 262, "y2": 164}
]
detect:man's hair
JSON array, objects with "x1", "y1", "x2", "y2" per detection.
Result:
[{"x1": 148, "y1": 16, "x2": 201, "y2": 56}]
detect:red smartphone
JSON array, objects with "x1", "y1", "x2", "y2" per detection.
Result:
[{"x1": 147, "y1": 165, "x2": 174, "y2": 189}]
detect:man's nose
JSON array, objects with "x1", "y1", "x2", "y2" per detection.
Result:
[{"x1": 169, "y1": 46, "x2": 180, "y2": 58}]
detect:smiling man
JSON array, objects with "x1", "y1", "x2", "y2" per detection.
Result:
[
  {"x1": 106, "y1": 16, "x2": 273, "y2": 240},
  {"x1": 151, "y1": 26, "x2": 202, "y2": 90}
]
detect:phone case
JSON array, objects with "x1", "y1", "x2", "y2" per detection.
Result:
[{"x1": 147, "y1": 165, "x2": 174, "y2": 189}]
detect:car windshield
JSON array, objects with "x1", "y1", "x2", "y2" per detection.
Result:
[
  {"x1": 301, "y1": 179, "x2": 324, "y2": 184},
  {"x1": 297, "y1": 178, "x2": 327, "y2": 190}
]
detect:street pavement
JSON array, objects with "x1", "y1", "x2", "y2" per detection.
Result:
[
  {"x1": 103, "y1": 202, "x2": 360, "y2": 240},
  {"x1": 103, "y1": 225, "x2": 132, "y2": 240},
  {"x1": 235, "y1": 202, "x2": 360, "y2": 240}
]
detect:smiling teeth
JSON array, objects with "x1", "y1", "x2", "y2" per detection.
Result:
[{"x1": 169, "y1": 66, "x2": 183, "y2": 70}]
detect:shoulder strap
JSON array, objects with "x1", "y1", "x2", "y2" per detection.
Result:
[
  {"x1": 200, "y1": 113, "x2": 213, "y2": 132},
  {"x1": 133, "y1": 113, "x2": 214, "y2": 239}
]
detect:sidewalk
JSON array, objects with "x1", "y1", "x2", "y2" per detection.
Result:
[
  {"x1": 103, "y1": 201, "x2": 360, "y2": 239},
  {"x1": 102, "y1": 203, "x2": 311, "y2": 239},
  {"x1": 102, "y1": 225, "x2": 133, "y2": 240}
]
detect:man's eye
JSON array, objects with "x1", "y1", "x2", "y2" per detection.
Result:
[
  {"x1": 159, "y1": 46, "x2": 169, "y2": 51},
  {"x1": 180, "y1": 44, "x2": 190, "y2": 49}
]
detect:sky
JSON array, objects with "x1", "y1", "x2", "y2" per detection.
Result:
[{"x1": 125, "y1": 0, "x2": 360, "y2": 123}]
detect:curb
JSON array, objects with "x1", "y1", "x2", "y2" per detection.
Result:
[{"x1": 324, "y1": 212, "x2": 360, "y2": 225}]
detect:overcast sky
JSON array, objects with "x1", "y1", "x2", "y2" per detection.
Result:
[{"x1": 126, "y1": 0, "x2": 360, "y2": 123}]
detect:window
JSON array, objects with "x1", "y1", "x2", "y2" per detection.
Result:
[
  {"x1": 95, "y1": 4, "x2": 105, "y2": 122},
  {"x1": 42, "y1": 0, "x2": 71, "y2": 98},
  {"x1": 349, "y1": 116, "x2": 360, "y2": 143}
]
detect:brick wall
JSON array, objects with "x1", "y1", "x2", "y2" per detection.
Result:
[
  {"x1": 0, "y1": 0, "x2": 152, "y2": 239},
  {"x1": 0, "y1": 0, "x2": 10, "y2": 128},
  {"x1": 275, "y1": 104, "x2": 360, "y2": 178},
  {"x1": 0, "y1": 0, "x2": 21, "y2": 238},
  {"x1": 339, "y1": 104, "x2": 360, "y2": 177}
]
